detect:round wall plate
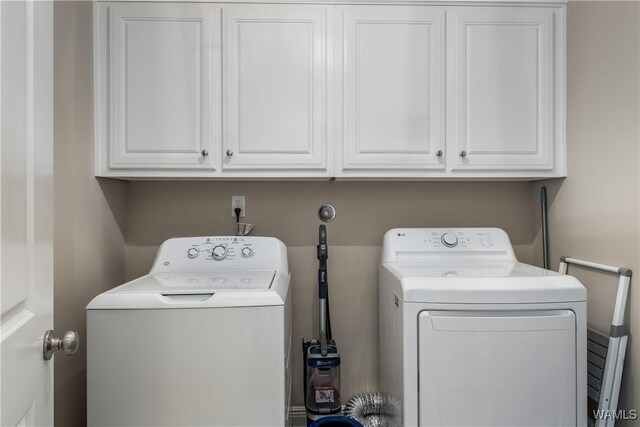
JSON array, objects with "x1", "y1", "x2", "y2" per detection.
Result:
[{"x1": 318, "y1": 204, "x2": 336, "y2": 222}]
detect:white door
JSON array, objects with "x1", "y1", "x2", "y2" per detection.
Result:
[
  {"x1": 1, "y1": 1, "x2": 55, "y2": 425},
  {"x1": 418, "y1": 310, "x2": 577, "y2": 426},
  {"x1": 448, "y1": 7, "x2": 558, "y2": 172},
  {"x1": 222, "y1": 5, "x2": 330, "y2": 174},
  {"x1": 96, "y1": 3, "x2": 220, "y2": 173},
  {"x1": 340, "y1": 6, "x2": 445, "y2": 172}
]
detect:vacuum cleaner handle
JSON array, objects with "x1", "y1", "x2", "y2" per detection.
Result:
[
  {"x1": 318, "y1": 224, "x2": 329, "y2": 356},
  {"x1": 317, "y1": 224, "x2": 328, "y2": 265},
  {"x1": 318, "y1": 225, "x2": 328, "y2": 300}
]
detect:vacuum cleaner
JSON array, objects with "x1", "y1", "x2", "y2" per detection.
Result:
[{"x1": 303, "y1": 205, "x2": 341, "y2": 424}]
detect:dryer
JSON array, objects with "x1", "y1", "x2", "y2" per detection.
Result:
[
  {"x1": 87, "y1": 236, "x2": 292, "y2": 426},
  {"x1": 379, "y1": 228, "x2": 587, "y2": 427}
]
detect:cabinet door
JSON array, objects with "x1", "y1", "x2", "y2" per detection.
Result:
[
  {"x1": 223, "y1": 6, "x2": 329, "y2": 173},
  {"x1": 340, "y1": 7, "x2": 445, "y2": 172},
  {"x1": 97, "y1": 3, "x2": 220, "y2": 172},
  {"x1": 448, "y1": 7, "x2": 558, "y2": 172}
]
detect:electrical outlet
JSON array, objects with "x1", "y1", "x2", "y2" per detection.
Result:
[{"x1": 231, "y1": 195, "x2": 245, "y2": 218}]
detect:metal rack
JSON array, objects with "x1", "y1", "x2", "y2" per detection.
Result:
[{"x1": 559, "y1": 257, "x2": 632, "y2": 427}]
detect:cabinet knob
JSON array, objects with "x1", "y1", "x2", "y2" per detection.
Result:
[
  {"x1": 459, "y1": 150, "x2": 467, "y2": 158},
  {"x1": 226, "y1": 149, "x2": 234, "y2": 157},
  {"x1": 436, "y1": 150, "x2": 443, "y2": 158},
  {"x1": 200, "y1": 149, "x2": 208, "y2": 157}
]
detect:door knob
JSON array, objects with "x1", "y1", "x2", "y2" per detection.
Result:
[
  {"x1": 436, "y1": 150, "x2": 443, "y2": 158},
  {"x1": 459, "y1": 150, "x2": 467, "y2": 158},
  {"x1": 226, "y1": 149, "x2": 234, "y2": 157},
  {"x1": 43, "y1": 330, "x2": 79, "y2": 360},
  {"x1": 200, "y1": 149, "x2": 208, "y2": 157}
]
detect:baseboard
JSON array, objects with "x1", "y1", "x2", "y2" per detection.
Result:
[{"x1": 289, "y1": 406, "x2": 307, "y2": 427}]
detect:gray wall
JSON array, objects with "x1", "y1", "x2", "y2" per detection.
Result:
[
  {"x1": 52, "y1": 1, "x2": 640, "y2": 425},
  {"x1": 530, "y1": 1, "x2": 640, "y2": 421},
  {"x1": 53, "y1": 3, "x2": 128, "y2": 426}
]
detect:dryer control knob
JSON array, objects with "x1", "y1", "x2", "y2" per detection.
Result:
[
  {"x1": 441, "y1": 233, "x2": 458, "y2": 248},
  {"x1": 211, "y1": 245, "x2": 228, "y2": 261},
  {"x1": 241, "y1": 247, "x2": 253, "y2": 258}
]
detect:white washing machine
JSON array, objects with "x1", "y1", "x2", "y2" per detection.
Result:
[
  {"x1": 87, "y1": 236, "x2": 292, "y2": 427},
  {"x1": 379, "y1": 228, "x2": 587, "y2": 427}
]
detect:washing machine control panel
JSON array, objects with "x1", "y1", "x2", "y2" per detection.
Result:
[
  {"x1": 381, "y1": 228, "x2": 516, "y2": 262},
  {"x1": 185, "y1": 237, "x2": 256, "y2": 262},
  {"x1": 241, "y1": 247, "x2": 254, "y2": 258},
  {"x1": 187, "y1": 247, "x2": 199, "y2": 259},
  {"x1": 150, "y1": 236, "x2": 288, "y2": 273},
  {"x1": 211, "y1": 245, "x2": 228, "y2": 261}
]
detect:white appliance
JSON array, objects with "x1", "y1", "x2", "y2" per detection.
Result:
[
  {"x1": 87, "y1": 236, "x2": 292, "y2": 426},
  {"x1": 379, "y1": 228, "x2": 587, "y2": 427}
]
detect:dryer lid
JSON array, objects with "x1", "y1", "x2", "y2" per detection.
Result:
[
  {"x1": 380, "y1": 228, "x2": 586, "y2": 304},
  {"x1": 381, "y1": 262, "x2": 586, "y2": 304}
]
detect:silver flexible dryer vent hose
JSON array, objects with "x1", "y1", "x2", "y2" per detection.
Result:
[{"x1": 344, "y1": 393, "x2": 402, "y2": 427}]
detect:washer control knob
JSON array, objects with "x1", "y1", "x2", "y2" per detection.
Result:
[
  {"x1": 211, "y1": 245, "x2": 228, "y2": 261},
  {"x1": 187, "y1": 248, "x2": 199, "y2": 259},
  {"x1": 241, "y1": 247, "x2": 253, "y2": 258},
  {"x1": 441, "y1": 233, "x2": 458, "y2": 248}
]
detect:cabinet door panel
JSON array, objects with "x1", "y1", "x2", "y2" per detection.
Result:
[
  {"x1": 106, "y1": 3, "x2": 219, "y2": 170},
  {"x1": 449, "y1": 7, "x2": 556, "y2": 171},
  {"x1": 223, "y1": 6, "x2": 328, "y2": 171},
  {"x1": 341, "y1": 7, "x2": 445, "y2": 171}
]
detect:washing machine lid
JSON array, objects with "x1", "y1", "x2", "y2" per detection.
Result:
[
  {"x1": 117, "y1": 271, "x2": 275, "y2": 293},
  {"x1": 87, "y1": 270, "x2": 288, "y2": 309},
  {"x1": 381, "y1": 261, "x2": 586, "y2": 304}
]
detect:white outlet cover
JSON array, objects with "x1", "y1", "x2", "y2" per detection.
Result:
[{"x1": 231, "y1": 195, "x2": 245, "y2": 217}]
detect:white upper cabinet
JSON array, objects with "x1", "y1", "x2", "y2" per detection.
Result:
[
  {"x1": 94, "y1": 1, "x2": 566, "y2": 180},
  {"x1": 338, "y1": 7, "x2": 445, "y2": 175},
  {"x1": 447, "y1": 7, "x2": 564, "y2": 175},
  {"x1": 94, "y1": 3, "x2": 221, "y2": 176},
  {"x1": 222, "y1": 5, "x2": 330, "y2": 175}
]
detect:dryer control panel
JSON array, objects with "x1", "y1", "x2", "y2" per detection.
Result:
[
  {"x1": 381, "y1": 228, "x2": 516, "y2": 263},
  {"x1": 149, "y1": 236, "x2": 288, "y2": 273}
]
